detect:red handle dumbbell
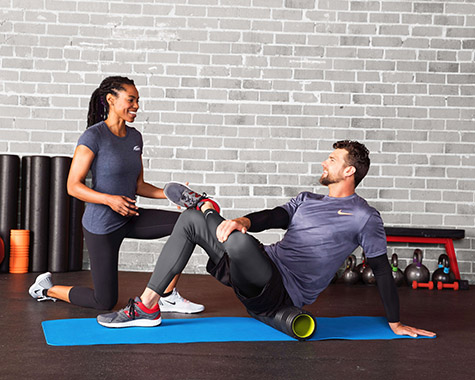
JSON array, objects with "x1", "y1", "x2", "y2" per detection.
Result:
[
  {"x1": 436, "y1": 281, "x2": 459, "y2": 291},
  {"x1": 412, "y1": 281, "x2": 434, "y2": 290}
]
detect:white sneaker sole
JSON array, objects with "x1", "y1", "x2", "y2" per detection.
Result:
[
  {"x1": 159, "y1": 303, "x2": 205, "y2": 314},
  {"x1": 97, "y1": 317, "x2": 162, "y2": 328},
  {"x1": 28, "y1": 272, "x2": 52, "y2": 299}
]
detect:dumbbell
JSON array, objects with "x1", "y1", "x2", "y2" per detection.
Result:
[
  {"x1": 436, "y1": 281, "x2": 459, "y2": 291},
  {"x1": 412, "y1": 281, "x2": 434, "y2": 290}
]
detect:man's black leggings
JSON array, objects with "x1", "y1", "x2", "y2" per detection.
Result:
[
  {"x1": 69, "y1": 208, "x2": 180, "y2": 310},
  {"x1": 147, "y1": 209, "x2": 274, "y2": 299}
]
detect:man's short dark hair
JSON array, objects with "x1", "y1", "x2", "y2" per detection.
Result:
[{"x1": 333, "y1": 140, "x2": 370, "y2": 187}]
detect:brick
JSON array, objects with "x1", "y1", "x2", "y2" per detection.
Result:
[
  {"x1": 285, "y1": 0, "x2": 315, "y2": 9},
  {"x1": 448, "y1": 28, "x2": 475, "y2": 38}
]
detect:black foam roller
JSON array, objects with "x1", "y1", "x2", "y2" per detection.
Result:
[
  {"x1": 27, "y1": 156, "x2": 51, "y2": 273},
  {"x1": 48, "y1": 156, "x2": 72, "y2": 272},
  {"x1": 0, "y1": 155, "x2": 20, "y2": 273},
  {"x1": 20, "y1": 156, "x2": 32, "y2": 229},
  {"x1": 68, "y1": 196, "x2": 84, "y2": 271},
  {"x1": 248, "y1": 306, "x2": 316, "y2": 341}
]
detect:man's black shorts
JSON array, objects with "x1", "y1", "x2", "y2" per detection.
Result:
[{"x1": 206, "y1": 247, "x2": 294, "y2": 317}]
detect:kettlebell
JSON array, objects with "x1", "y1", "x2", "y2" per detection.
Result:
[
  {"x1": 404, "y1": 248, "x2": 430, "y2": 285},
  {"x1": 355, "y1": 251, "x2": 367, "y2": 279},
  {"x1": 342, "y1": 254, "x2": 360, "y2": 285},
  {"x1": 391, "y1": 253, "x2": 405, "y2": 286},
  {"x1": 432, "y1": 254, "x2": 455, "y2": 285},
  {"x1": 362, "y1": 262, "x2": 376, "y2": 285}
]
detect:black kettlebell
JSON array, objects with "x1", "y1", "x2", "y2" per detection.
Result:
[
  {"x1": 404, "y1": 248, "x2": 430, "y2": 285},
  {"x1": 391, "y1": 253, "x2": 405, "y2": 286},
  {"x1": 362, "y1": 262, "x2": 376, "y2": 285},
  {"x1": 432, "y1": 254, "x2": 455, "y2": 285},
  {"x1": 355, "y1": 251, "x2": 367, "y2": 280},
  {"x1": 342, "y1": 254, "x2": 360, "y2": 285}
]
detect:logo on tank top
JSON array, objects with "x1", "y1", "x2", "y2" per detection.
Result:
[
  {"x1": 337, "y1": 209, "x2": 353, "y2": 216},
  {"x1": 133, "y1": 146, "x2": 141, "y2": 152}
]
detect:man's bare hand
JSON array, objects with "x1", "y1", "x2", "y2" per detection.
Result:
[
  {"x1": 389, "y1": 322, "x2": 436, "y2": 338},
  {"x1": 216, "y1": 217, "x2": 251, "y2": 242}
]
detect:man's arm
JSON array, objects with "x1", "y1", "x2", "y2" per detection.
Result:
[
  {"x1": 244, "y1": 207, "x2": 290, "y2": 232},
  {"x1": 366, "y1": 254, "x2": 399, "y2": 322},
  {"x1": 215, "y1": 207, "x2": 289, "y2": 243},
  {"x1": 367, "y1": 254, "x2": 436, "y2": 337}
]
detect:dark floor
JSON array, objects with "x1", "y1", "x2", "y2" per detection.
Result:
[{"x1": 1, "y1": 271, "x2": 473, "y2": 380}]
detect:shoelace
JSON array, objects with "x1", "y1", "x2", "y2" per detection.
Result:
[
  {"x1": 125, "y1": 298, "x2": 137, "y2": 320},
  {"x1": 181, "y1": 191, "x2": 207, "y2": 208}
]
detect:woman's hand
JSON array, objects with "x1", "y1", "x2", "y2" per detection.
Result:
[{"x1": 106, "y1": 195, "x2": 139, "y2": 216}]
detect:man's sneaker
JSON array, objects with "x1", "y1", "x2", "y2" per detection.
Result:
[
  {"x1": 97, "y1": 297, "x2": 161, "y2": 328},
  {"x1": 29, "y1": 272, "x2": 57, "y2": 302},
  {"x1": 164, "y1": 182, "x2": 221, "y2": 213},
  {"x1": 159, "y1": 288, "x2": 205, "y2": 314}
]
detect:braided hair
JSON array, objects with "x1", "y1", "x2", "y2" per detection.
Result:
[{"x1": 87, "y1": 76, "x2": 135, "y2": 128}]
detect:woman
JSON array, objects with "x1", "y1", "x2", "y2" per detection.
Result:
[{"x1": 29, "y1": 76, "x2": 203, "y2": 313}]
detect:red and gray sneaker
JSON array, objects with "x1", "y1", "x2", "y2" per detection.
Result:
[
  {"x1": 164, "y1": 182, "x2": 221, "y2": 213},
  {"x1": 96, "y1": 297, "x2": 161, "y2": 328}
]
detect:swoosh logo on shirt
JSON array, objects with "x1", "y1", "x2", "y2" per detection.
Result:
[
  {"x1": 133, "y1": 145, "x2": 141, "y2": 152},
  {"x1": 338, "y1": 210, "x2": 353, "y2": 216}
]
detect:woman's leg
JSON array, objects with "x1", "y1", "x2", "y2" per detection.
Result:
[{"x1": 67, "y1": 227, "x2": 126, "y2": 310}]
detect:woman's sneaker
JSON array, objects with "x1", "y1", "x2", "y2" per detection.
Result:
[
  {"x1": 164, "y1": 182, "x2": 220, "y2": 213},
  {"x1": 29, "y1": 272, "x2": 57, "y2": 302},
  {"x1": 97, "y1": 297, "x2": 161, "y2": 328},
  {"x1": 159, "y1": 288, "x2": 205, "y2": 314}
]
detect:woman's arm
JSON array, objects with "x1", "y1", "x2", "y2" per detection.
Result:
[{"x1": 67, "y1": 145, "x2": 138, "y2": 216}]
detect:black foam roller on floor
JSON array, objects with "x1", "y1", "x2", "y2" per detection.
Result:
[
  {"x1": 0, "y1": 155, "x2": 20, "y2": 273},
  {"x1": 68, "y1": 196, "x2": 84, "y2": 271},
  {"x1": 28, "y1": 156, "x2": 51, "y2": 273},
  {"x1": 248, "y1": 306, "x2": 316, "y2": 341},
  {"x1": 48, "y1": 157, "x2": 72, "y2": 272}
]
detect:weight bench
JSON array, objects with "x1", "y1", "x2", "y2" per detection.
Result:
[{"x1": 384, "y1": 227, "x2": 465, "y2": 280}]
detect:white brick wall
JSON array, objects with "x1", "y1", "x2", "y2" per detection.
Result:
[{"x1": 1, "y1": 0, "x2": 474, "y2": 283}]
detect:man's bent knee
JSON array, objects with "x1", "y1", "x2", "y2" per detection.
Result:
[
  {"x1": 224, "y1": 230, "x2": 260, "y2": 260},
  {"x1": 175, "y1": 208, "x2": 206, "y2": 229}
]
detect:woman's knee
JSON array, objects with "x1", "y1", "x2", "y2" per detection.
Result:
[{"x1": 93, "y1": 292, "x2": 118, "y2": 310}]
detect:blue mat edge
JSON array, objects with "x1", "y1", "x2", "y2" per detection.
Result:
[{"x1": 42, "y1": 316, "x2": 435, "y2": 346}]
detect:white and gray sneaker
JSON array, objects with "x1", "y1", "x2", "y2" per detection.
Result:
[
  {"x1": 159, "y1": 288, "x2": 205, "y2": 314},
  {"x1": 29, "y1": 272, "x2": 57, "y2": 302}
]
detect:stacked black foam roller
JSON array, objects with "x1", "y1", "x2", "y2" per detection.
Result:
[
  {"x1": 0, "y1": 154, "x2": 84, "y2": 273},
  {"x1": 0, "y1": 155, "x2": 20, "y2": 273}
]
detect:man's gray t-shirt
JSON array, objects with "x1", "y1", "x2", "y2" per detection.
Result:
[
  {"x1": 77, "y1": 121, "x2": 143, "y2": 234},
  {"x1": 264, "y1": 192, "x2": 387, "y2": 308}
]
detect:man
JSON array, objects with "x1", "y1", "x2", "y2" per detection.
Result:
[{"x1": 97, "y1": 140, "x2": 435, "y2": 338}]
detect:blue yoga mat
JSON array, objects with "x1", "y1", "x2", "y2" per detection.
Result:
[{"x1": 42, "y1": 316, "x2": 434, "y2": 346}]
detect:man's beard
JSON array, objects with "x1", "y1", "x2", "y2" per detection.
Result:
[{"x1": 319, "y1": 173, "x2": 340, "y2": 186}]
